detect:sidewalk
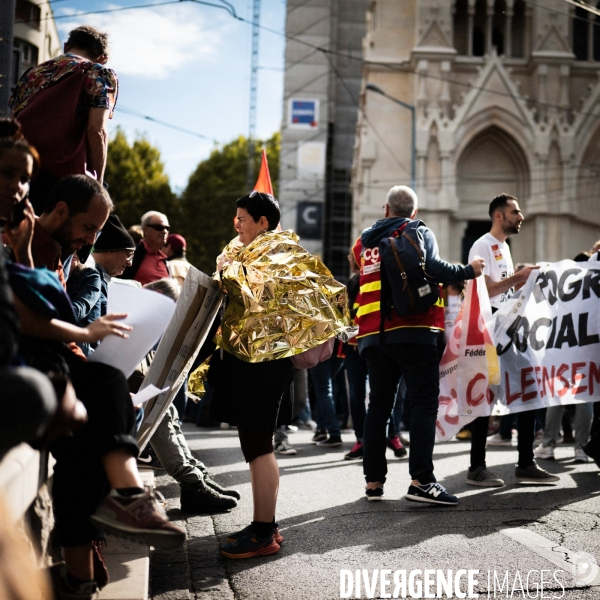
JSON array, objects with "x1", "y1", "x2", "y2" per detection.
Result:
[{"x1": 150, "y1": 424, "x2": 600, "y2": 599}]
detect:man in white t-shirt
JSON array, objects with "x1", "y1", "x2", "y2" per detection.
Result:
[
  {"x1": 468, "y1": 195, "x2": 537, "y2": 309},
  {"x1": 465, "y1": 194, "x2": 559, "y2": 488}
]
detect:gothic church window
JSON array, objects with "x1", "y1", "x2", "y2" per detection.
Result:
[
  {"x1": 573, "y1": 3, "x2": 600, "y2": 61},
  {"x1": 454, "y1": 0, "x2": 527, "y2": 57}
]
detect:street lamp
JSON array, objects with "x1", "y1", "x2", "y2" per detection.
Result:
[{"x1": 366, "y1": 83, "x2": 416, "y2": 190}]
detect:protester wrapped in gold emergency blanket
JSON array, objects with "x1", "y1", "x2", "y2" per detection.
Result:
[{"x1": 188, "y1": 230, "x2": 349, "y2": 397}]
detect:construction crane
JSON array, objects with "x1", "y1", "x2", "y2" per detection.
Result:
[{"x1": 246, "y1": 0, "x2": 260, "y2": 190}]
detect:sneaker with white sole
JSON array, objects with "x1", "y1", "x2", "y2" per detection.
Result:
[
  {"x1": 466, "y1": 466, "x2": 505, "y2": 487},
  {"x1": 274, "y1": 441, "x2": 297, "y2": 455},
  {"x1": 405, "y1": 482, "x2": 458, "y2": 505},
  {"x1": 534, "y1": 444, "x2": 555, "y2": 460},
  {"x1": 344, "y1": 441, "x2": 363, "y2": 460},
  {"x1": 316, "y1": 436, "x2": 342, "y2": 448},
  {"x1": 515, "y1": 461, "x2": 560, "y2": 484},
  {"x1": 574, "y1": 446, "x2": 590, "y2": 463},
  {"x1": 487, "y1": 433, "x2": 513, "y2": 446},
  {"x1": 387, "y1": 436, "x2": 407, "y2": 458},
  {"x1": 91, "y1": 489, "x2": 186, "y2": 549},
  {"x1": 365, "y1": 485, "x2": 384, "y2": 501},
  {"x1": 311, "y1": 430, "x2": 327, "y2": 443}
]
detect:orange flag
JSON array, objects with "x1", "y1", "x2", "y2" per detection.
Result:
[{"x1": 253, "y1": 148, "x2": 274, "y2": 194}]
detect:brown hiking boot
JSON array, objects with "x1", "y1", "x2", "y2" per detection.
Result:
[{"x1": 91, "y1": 490, "x2": 186, "y2": 550}]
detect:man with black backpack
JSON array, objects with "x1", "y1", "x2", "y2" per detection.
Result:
[{"x1": 353, "y1": 186, "x2": 485, "y2": 505}]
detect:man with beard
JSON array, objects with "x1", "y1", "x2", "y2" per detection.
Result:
[
  {"x1": 23, "y1": 174, "x2": 185, "y2": 597},
  {"x1": 465, "y1": 194, "x2": 558, "y2": 488}
]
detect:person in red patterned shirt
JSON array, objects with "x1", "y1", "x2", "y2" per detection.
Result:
[{"x1": 9, "y1": 25, "x2": 118, "y2": 215}]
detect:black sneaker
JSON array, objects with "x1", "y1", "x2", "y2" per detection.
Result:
[
  {"x1": 344, "y1": 441, "x2": 363, "y2": 460},
  {"x1": 311, "y1": 430, "x2": 327, "y2": 443},
  {"x1": 405, "y1": 482, "x2": 458, "y2": 506},
  {"x1": 137, "y1": 447, "x2": 164, "y2": 470},
  {"x1": 515, "y1": 461, "x2": 560, "y2": 484},
  {"x1": 582, "y1": 441, "x2": 600, "y2": 467},
  {"x1": 365, "y1": 485, "x2": 384, "y2": 501},
  {"x1": 197, "y1": 465, "x2": 241, "y2": 500},
  {"x1": 466, "y1": 466, "x2": 505, "y2": 487},
  {"x1": 387, "y1": 436, "x2": 408, "y2": 458},
  {"x1": 180, "y1": 481, "x2": 238, "y2": 513},
  {"x1": 316, "y1": 436, "x2": 343, "y2": 447}
]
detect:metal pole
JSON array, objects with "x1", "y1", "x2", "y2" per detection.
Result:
[
  {"x1": 246, "y1": 0, "x2": 260, "y2": 191},
  {"x1": 365, "y1": 83, "x2": 416, "y2": 190},
  {"x1": 410, "y1": 104, "x2": 416, "y2": 190},
  {"x1": 0, "y1": 0, "x2": 16, "y2": 116}
]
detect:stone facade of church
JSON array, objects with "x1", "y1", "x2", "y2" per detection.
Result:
[{"x1": 352, "y1": 0, "x2": 600, "y2": 264}]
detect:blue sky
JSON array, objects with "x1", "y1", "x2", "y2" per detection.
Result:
[{"x1": 51, "y1": 0, "x2": 286, "y2": 191}]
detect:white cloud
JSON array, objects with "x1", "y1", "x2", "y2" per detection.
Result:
[{"x1": 57, "y1": 3, "x2": 224, "y2": 78}]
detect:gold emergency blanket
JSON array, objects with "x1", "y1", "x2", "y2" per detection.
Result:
[{"x1": 218, "y1": 230, "x2": 349, "y2": 363}]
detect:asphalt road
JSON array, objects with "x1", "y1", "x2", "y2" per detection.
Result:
[{"x1": 150, "y1": 424, "x2": 600, "y2": 600}]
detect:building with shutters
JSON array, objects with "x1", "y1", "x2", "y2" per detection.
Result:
[{"x1": 12, "y1": 0, "x2": 61, "y2": 92}]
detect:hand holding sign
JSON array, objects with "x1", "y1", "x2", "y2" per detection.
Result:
[{"x1": 469, "y1": 255, "x2": 486, "y2": 278}]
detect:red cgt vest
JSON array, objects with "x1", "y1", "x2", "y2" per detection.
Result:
[{"x1": 352, "y1": 235, "x2": 444, "y2": 342}]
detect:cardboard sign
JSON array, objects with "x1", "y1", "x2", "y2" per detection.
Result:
[{"x1": 136, "y1": 267, "x2": 222, "y2": 451}]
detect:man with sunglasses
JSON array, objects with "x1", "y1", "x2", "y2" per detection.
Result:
[{"x1": 120, "y1": 211, "x2": 170, "y2": 284}]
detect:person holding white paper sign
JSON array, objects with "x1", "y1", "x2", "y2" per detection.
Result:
[{"x1": 2, "y1": 163, "x2": 186, "y2": 596}]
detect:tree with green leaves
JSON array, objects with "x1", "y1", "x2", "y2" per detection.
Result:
[
  {"x1": 104, "y1": 128, "x2": 177, "y2": 229},
  {"x1": 178, "y1": 133, "x2": 279, "y2": 275}
]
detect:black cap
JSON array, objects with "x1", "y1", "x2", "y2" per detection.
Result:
[{"x1": 93, "y1": 214, "x2": 136, "y2": 252}]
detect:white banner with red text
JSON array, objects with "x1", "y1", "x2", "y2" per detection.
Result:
[{"x1": 436, "y1": 260, "x2": 600, "y2": 441}]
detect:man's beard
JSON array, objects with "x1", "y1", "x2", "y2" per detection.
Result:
[
  {"x1": 502, "y1": 222, "x2": 520, "y2": 236},
  {"x1": 52, "y1": 218, "x2": 84, "y2": 252}
]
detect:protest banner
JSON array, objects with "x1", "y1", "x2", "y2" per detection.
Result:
[
  {"x1": 136, "y1": 267, "x2": 223, "y2": 451},
  {"x1": 436, "y1": 260, "x2": 600, "y2": 441},
  {"x1": 495, "y1": 259, "x2": 600, "y2": 414},
  {"x1": 436, "y1": 276, "x2": 498, "y2": 441}
]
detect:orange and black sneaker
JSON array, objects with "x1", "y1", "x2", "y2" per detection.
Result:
[
  {"x1": 220, "y1": 528, "x2": 280, "y2": 559},
  {"x1": 226, "y1": 523, "x2": 284, "y2": 545}
]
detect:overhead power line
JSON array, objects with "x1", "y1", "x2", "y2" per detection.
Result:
[
  {"x1": 117, "y1": 105, "x2": 219, "y2": 143},
  {"x1": 562, "y1": 0, "x2": 600, "y2": 18},
  {"x1": 26, "y1": 0, "x2": 600, "y2": 123}
]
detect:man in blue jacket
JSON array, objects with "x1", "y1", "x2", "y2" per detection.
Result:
[{"x1": 355, "y1": 186, "x2": 484, "y2": 505}]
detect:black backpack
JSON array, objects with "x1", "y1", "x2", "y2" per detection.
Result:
[{"x1": 378, "y1": 220, "x2": 439, "y2": 318}]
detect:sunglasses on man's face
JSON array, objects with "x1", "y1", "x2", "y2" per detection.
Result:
[{"x1": 146, "y1": 223, "x2": 170, "y2": 232}]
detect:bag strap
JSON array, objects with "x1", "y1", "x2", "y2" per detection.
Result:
[
  {"x1": 389, "y1": 237, "x2": 416, "y2": 313},
  {"x1": 389, "y1": 237, "x2": 408, "y2": 292},
  {"x1": 402, "y1": 223, "x2": 435, "y2": 280}
]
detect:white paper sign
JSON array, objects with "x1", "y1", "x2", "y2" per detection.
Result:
[
  {"x1": 88, "y1": 282, "x2": 176, "y2": 378},
  {"x1": 131, "y1": 385, "x2": 170, "y2": 406}
]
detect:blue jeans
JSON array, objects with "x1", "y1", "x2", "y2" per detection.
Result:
[
  {"x1": 344, "y1": 345, "x2": 368, "y2": 441},
  {"x1": 309, "y1": 356, "x2": 343, "y2": 438},
  {"x1": 363, "y1": 343, "x2": 440, "y2": 485}
]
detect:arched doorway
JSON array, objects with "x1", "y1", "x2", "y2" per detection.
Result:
[{"x1": 456, "y1": 126, "x2": 529, "y2": 262}]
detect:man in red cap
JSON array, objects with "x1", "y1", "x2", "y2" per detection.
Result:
[{"x1": 164, "y1": 233, "x2": 191, "y2": 286}]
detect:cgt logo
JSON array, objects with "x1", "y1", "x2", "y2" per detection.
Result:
[{"x1": 363, "y1": 247, "x2": 379, "y2": 262}]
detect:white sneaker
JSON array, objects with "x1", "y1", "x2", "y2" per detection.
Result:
[
  {"x1": 534, "y1": 444, "x2": 555, "y2": 460},
  {"x1": 533, "y1": 429, "x2": 544, "y2": 448},
  {"x1": 574, "y1": 446, "x2": 590, "y2": 463},
  {"x1": 274, "y1": 441, "x2": 297, "y2": 455},
  {"x1": 487, "y1": 433, "x2": 513, "y2": 446}
]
